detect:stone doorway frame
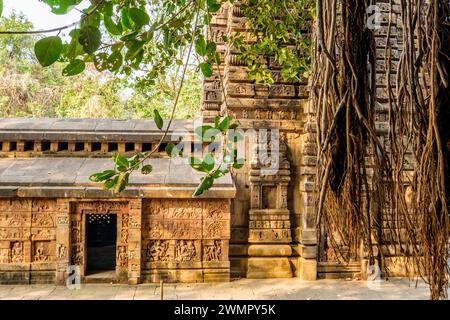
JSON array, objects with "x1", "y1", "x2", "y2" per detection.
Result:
[
  {"x1": 85, "y1": 212, "x2": 118, "y2": 276},
  {"x1": 55, "y1": 199, "x2": 142, "y2": 285}
]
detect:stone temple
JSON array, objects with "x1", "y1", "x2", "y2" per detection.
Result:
[{"x1": 0, "y1": 2, "x2": 407, "y2": 284}]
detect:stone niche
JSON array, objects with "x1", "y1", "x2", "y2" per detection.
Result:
[
  {"x1": 247, "y1": 134, "x2": 294, "y2": 278},
  {"x1": 141, "y1": 199, "x2": 231, "y2": 283}
]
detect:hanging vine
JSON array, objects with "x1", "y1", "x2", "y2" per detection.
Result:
[
  {"x1": 313, "y1": 0, "x2": 450, "y2": 299},
  {"x1": 313, "y1": 0, "x2": 389, "y2": 268},
  {"x1": 389, "y1": 0, "x2": 450, "y2": 300}
]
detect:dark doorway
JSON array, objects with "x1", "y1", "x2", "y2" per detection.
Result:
[{"x1": 86, "y1": 214, "x2": 117, "y2": 274}]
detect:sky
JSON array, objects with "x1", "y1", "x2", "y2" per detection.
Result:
[{"x1": 3, "y1": 0, "x2": 90, "y2": 34}]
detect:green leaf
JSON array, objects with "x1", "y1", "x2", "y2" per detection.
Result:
[
  {"x1": 78, "y1": 26, "x2": 102, "y2": 54},
  {"x1": 0, "y1": 0, "x2": 3, "y2": 18},
  {"x1": 102, "y1": 2, "x2": 114, "y2": 16},
  {"x1": 107, "y1": 51, "x2": 123, "y2": 72},
  {"x1": 42, "y1": 0, "x2": 82, "y2": 15},
  {"x1": 81, "y1": 10, "x2": 101, "y2": 28},
  {"x1": 219, "y1": 115, "x2": 234, "y2": 132},
  {"x1": 233, "y1": 160, "x2": 245, "y2": 170},
  {"x1": 117, "y1": 165, "x2": 128, "y2": 172},
  {"x1": 62, "y1": 59, "x2": 85, "y2": 76},
  {"x1": 165, "y1": 143, "x2": 175, "y2": 157},
  {"x1": 193, "y1": 176, "x2": 214, "y2": 197},
  {"x1": 195, "y1": 35, "x2": 207, "y2": 56},
  {"x1": 125, "y1": 40, "x2": 145, "y2": 61},
  {"x1": 114, "y1": 172, "x2": 129, "y2": 193},
  {"x1": 121, "y1": 8, "x2": 133, "y2": 29},
  {"x1": 141, "y1": 164, "x2": 153, "y2": 175},
  {"x1": 207, "y1": 0, "x2": 221, "y2": 13},
  {"x1": 206, "y1": 41, "x2": 217, "y2": 57},
  {"x1": 154, "y1": 109, "x2": 163, "y2": 130},
  {"x1": 113, "y1": 154, "x2": 129, "y2": 168},
  {"x1": 199, "y1": 62, "x2": 213, "y2": 77},
  {"x1": 89, "y1": 170, "x2": 116, "y2": 182},
  {"x1": 103, "y1": 179, "x2": 115, "y2": 190},
  {"x1": 104, "y1": 16, "x2": 123, "y2": 36},
  {"x1": 128, "y1": 8, "x2": 150, "y2": 28},
  {"x1": 66, "y1": 29, "x2": 84, "y2": 60},
  {"x1": 93, "y1": 52, "x2": 108, "y2": 71},
  {"x1": 34, "y1": 36, "x2": 63, "y2": 67},
  {"x1": 214, "y1": 115, "x2": 220, "y2": 128}
]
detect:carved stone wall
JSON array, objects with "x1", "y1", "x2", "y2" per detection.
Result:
[
  {"x1": 0, "y1": 199, "x2": 57, "y2": 284},
  {"x1": 141, "y1": 199, "x2": 230, "y2": 282},
  {"x1": 0, "y1": 197, "x2": 231, "y2": 284}
]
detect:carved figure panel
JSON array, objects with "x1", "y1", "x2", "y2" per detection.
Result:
[
  {"x1": 144, "y1": 240, "x2": 171, "y2": 262},
  {"x1": 32, "y1": 199, "x2": 57, "y2": 212},
  {"x1": 10, "y1": 241, "x2": 23, "y2": 263},
  {"x1": 174, "y1": 240, "x2": 199, "y2": 262},
  {"x1": 56, "y1": 244, "x2": 67, "y2": 259},
  {"x1": 31, "y1": 228, "x2": 54, "y2": 240},
  {"x1": 0, "y1": 248, "x2": 10, "y2": 263},
  {"x1": 203, "y1": 220, "x2": 229, "y2": 239},
  {"x1": 33, "y1": 241, "x2": 53, "y2": 262},
  {"x1": 117, "y1": 245, "x2": 128, "y2": 267},
  {"x1": 203, "y1": 200, "x2": 228, "y2": 219},
  {"x1": 71, "y1": 245, "x2": 83, "y2": 265},
  {"x1": 165, "y1": 220, "x2": 202, "y2": 239},
  {"x1": 142, "y1": 199, "x2": 167, "y2": 217},
  {"x1": 75, "y1": 201, "x2": 128, "y2": 215},
  {"x1": 0, "y1": 228, "x2": 29, "y2": 240},
  {"x1": 167, "y1": 200, "x2": 202, "y2": 219},
  {"x1": 9, "y1": 199, "x2": 32, "y2": 212},
  {"x1": 32, "y1": 213, "x2": 55, "y2": 228},
  {"x1": 0, "y1": 213, "x2": 30, "y2": 228},
  {"x1": 203, "y1": 240, "x2": 223, "y2": 261}
]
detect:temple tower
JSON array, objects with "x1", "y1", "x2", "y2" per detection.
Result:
[{"x1": 202, "y1": 1, "x2": 314, "y2": 279}]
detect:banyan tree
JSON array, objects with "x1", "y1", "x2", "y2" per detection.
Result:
[{"x1": 312, "y1": 0, "x2": 450, "y2": 299}]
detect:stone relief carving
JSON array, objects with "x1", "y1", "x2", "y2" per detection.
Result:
[
  {"x1": 7, "y1": 213, "x2": 26, "y2": 227},
  {"x1": 175, "y1": 240, "x2": 197, "y2": 262},
  {"x1": 32, "y1": 200, "x2": 57, "y2": 212},
  {"x1": 0, "y1": 248, "x2": 10, "y2": 263},
  {"x1": 71, "y1": 245, "x2": 83, "y2": 265},
  {"x1": 169, "y1": 200, "x2": 201, "y2": 219},
  {"x1": 117, "y1": 245, "x2": 128, "y2": 267},
  {"x1": 11, "y1": 241, "x2": 23, "y2": 263},
  {"x1": 0, "y1": 228, "x2": 27, "y2": 240},
  {"x1": 31, "y1": 228, "x2": 53, "y2": 240},
  {"x1": 204, "y1": 221, "x2": 225, "y2": 238},
  {"x1": 71, "y1": 221, "x2": 82, "y2": 244},
  {"x1": 34, "y1": 242, "x2": 50, "y2": 262},
  {"x1": 146, "y1": 240, "x2": 170, "y2": 262},
  {"x1": 121, "y1": 229, "x2": 129, "y2": 244},
  {"x1": 56, "y1": 244, "x2": 67, "y2": 259},
  {"x1": 204, "y1": 240, "x2": 222, "y2": 261},
  {"x1": 10, "y1": 199, "x2": 31, "y2": 211},
  {"x1": 204, "y1": 201, "x2": 226, "y2": 219}
]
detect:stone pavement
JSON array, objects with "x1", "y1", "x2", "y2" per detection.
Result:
[{"x1": 0, "y1": 278, "x2": 439, "y2": 300}]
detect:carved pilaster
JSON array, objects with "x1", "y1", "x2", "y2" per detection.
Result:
[
  {"x1": 55, "y1": 199, "x2": 70, "y2": 285},
  {"x1": 127, "y1": 199, "x2": 142, "y2": 284}
]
